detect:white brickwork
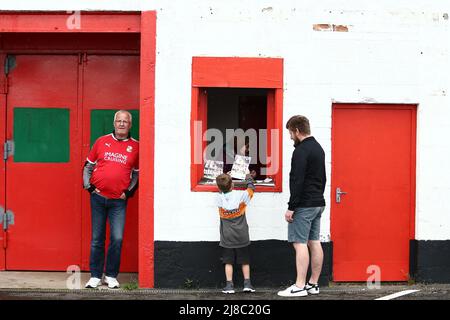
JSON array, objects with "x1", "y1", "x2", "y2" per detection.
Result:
[{"x1": 2, "y1": 0, "x2": 449, "y2": 240}]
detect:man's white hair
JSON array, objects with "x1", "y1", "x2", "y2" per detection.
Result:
[{"x1": 113, "y1": 110, "x2": 132, "y2": 123}]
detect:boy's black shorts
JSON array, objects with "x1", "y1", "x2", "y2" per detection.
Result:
[{"x1": 221, "y1": 246, "x2": 250, "y2": 264}]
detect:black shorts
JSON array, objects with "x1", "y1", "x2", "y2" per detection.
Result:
[{"x1": 221, "y1": 246, "x2": 250, "y2": 265}]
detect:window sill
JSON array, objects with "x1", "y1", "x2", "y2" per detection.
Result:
[{"x1": 192, "y1": 181, "x2": 282, "y2": 193}]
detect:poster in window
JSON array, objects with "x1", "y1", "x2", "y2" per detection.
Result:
[
  {"x1": 203, "y1": 160, "x2": 224, "y2": 180},
  {"x1": 230, "y1": 155, "x2": 251, "y2": 180}
]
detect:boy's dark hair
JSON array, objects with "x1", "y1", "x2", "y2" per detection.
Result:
[
  {"x1": 216, "y1": 174, "x2": 233, "y2": 192},
  {"x1": 286, "y1": 115, "x2": 311, "y2": 135}
]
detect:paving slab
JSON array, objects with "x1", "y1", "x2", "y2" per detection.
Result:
[{"x1": 0, "y1": 271, "x2": 137, "y2": 289}]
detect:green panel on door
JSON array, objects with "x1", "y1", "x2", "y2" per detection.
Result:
[
  {"x1": 14, "y1": 108, "x2": 70, "y2": 163},
  {"x1": 90, "y1": 109, "x2": 139, "y2": 147}
]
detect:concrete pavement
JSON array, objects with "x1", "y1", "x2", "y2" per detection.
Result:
[{"x1": 0, "y1": 272, "x2": 449, "y2": 300}]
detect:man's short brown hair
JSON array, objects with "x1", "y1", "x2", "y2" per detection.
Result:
[
  {"x1": 286, "y1": 115, "x2": 311, "y2": 135},
  {"x1": 216, "y1": 174, "x2": 233, "y2": 192}
]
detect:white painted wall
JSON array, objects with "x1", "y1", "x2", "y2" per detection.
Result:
[{"x1": 2, "y1": 0, "x2": 450, "y2": 240}]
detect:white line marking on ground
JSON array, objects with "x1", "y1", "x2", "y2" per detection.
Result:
[{"x1": 375, "y1": 289, "x2": 420, "y2": 300}]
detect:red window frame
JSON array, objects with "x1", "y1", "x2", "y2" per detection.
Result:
[{"x1": 190, "y1": 57, "x2": 283, "y2": 192}]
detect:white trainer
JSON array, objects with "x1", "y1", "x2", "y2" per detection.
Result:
[
  {"x1": 277, "y1": 284, "x2": 308, "y2": 297},
  {"x1": 85, "y1": 277, "x2": 102, "y2": 289},
  {"x1": 305, "y1": 282, "x2": 320, "y2": 295},
  {"x1": 104, "y1": 276, "x2": 120, "y2": 289}
]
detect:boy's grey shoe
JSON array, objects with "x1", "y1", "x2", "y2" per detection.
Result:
[
  {"x1": 222, "y1": 281, "x2": 235, "y2": 294},
  {"x1": 243, "y1": 279, "x2": 256, "y2": 293}
]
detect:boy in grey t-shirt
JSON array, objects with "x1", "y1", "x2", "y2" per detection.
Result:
[{"x1": 215, "y1": 173, "x2": 256, "y2": 294}]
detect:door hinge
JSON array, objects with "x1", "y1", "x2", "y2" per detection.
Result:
[
  {"x1": 1, "y1": 208, "x2": 14, "y2": 231},
  {"x1": 4, "y1": 55, "x2": 16, "y2": 76},
  {"x1": 3, "y1": 140, "x2": 14, "y2": 161},
  {"x1": 78, "y1": 53, "x2": 88, "y2": 65}
]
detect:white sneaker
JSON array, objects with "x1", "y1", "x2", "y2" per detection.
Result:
[
  {"x1": 277, "y1": 284, "x2": 308, "y2": 297},
  {"x1": 85, "y1": 277, "x2": 102, "y2": 289},
  {"x1": 305, "y1": 282, "x2": 320, "y2": 295},
  {"x1": 104, "y1": 276, "x2": 120, "y2": 289}
]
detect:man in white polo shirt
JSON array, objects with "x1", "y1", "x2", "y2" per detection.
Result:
[{"x1": 83, "y1": 110, "x2": 139, "y2": 289}]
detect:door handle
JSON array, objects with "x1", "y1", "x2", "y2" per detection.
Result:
[{"x1": 336, "y1": 187, "x2": 347, "y2": 203}]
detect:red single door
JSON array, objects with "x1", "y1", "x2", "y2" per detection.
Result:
[
  {"x1": 331, "y1": 104, "x2": 416, "y2": 281},
  {"x1": 81, "y1": 55, "x2": 140, "y2": 272},
  {"x1": 5, "y1": 55, "x2": 82, "y2": 270}
]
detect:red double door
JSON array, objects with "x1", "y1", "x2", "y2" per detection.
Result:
[
  {"x1": 0, "y1": 54, "x2": 139, "y2": 272},
  {"x1": 331, "y1": 104, "x2": 416, "y2": 281}
]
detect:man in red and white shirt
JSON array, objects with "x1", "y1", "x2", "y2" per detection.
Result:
[{"x1": 83, "y1": 110, "x2": 139, "y2": 289}]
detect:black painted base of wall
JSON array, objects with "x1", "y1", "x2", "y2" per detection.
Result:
[
  {"x1": 155, "y1": 240, "x2": 332, "y2": 289},
  {"x1": 155, "y1": 240, "x2": 450, "y2": 288},
  {"x1": 410, "y1": 240, "x2": 450, "y2": 283}
]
